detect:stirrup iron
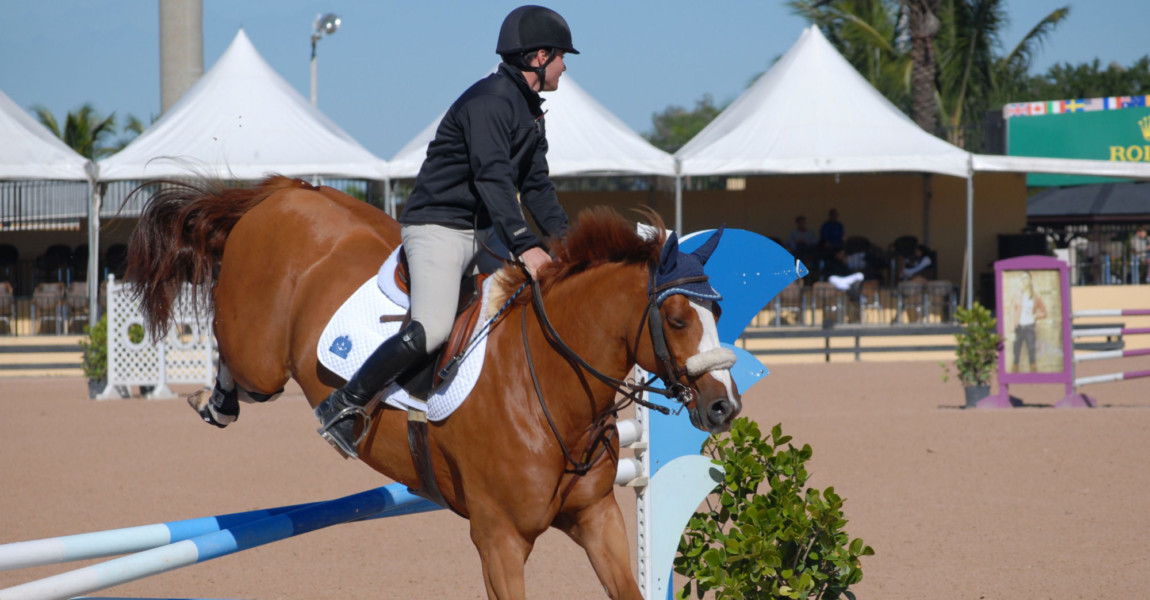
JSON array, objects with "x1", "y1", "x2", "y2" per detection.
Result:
[{"x1": 316, "y1": 405, "x2": 372, "y2": 459}]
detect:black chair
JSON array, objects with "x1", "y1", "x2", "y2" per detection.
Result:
[
  {"x1": 103, "y1": 244, "x2": 129, "y2": 280},
  {"x1": 0, "y1": 244, "x2": 17, "y2": 284},
  {"x1": 844, "y1": 236, "x2": 870, "y2": 256},
  {"x1": 36, "y1": 244, "x2": 73, "y2": 284},
  {"x1": 70, "y1": 245, "x2": 90, "y2": 282},
  {"x1": 891, "y1": 235, "x2": 918, "y2": 259}
]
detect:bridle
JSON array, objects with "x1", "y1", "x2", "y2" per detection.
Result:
[{"x1": 521, "y1": 259, "x2": 712, "y2": 475}]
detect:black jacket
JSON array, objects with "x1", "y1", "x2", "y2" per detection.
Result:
[{"x1": 401, "y1": 63, "x2": 568, "y2": 257}]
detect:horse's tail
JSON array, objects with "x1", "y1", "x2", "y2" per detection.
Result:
[{"x1": 125, "y1": 175, "x2": 314, "y2": 339}]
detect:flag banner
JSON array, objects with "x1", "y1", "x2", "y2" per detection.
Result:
[{"x1": 1005, "y1": 95, "x2": 1150, "y2": 119}]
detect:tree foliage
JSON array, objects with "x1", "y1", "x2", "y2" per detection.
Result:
[
  {"x1": 645, "y1": 94, "x2": 724, "y2": 154},
  {"x1": 33, "y1": 104, "x2": 148, "y2": 159},
  {"x1": 80, "y1": 313, "x2": 108, "y2": 380},
  {"x1": 937, "y1": 0, "x2": 1069, "y2": 146},
  {"x1": 675, "y1": 418, "x2": 872, "y2": 600},
  {"x1": 1023, "y1": 56, "x2": 1150, "y2": 100}
]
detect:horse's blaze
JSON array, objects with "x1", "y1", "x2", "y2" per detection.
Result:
[{"x1": 685, "y1": 299, "x2": 742, "y2": 433}]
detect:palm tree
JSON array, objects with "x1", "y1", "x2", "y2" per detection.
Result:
[
  {"x1": 906, "y1": 0, "x2": 942, "y2": 133},
  {"x1": 33, "y1": 104, "x2": 118, "y2": 159},
  {"x1": 791, "y1": 0, "x2": 1069, "y2": 149},
  {"x1": 935, "y1": 0, "x2": 1069, "y2": 146},
  {"x1": 113, "y1": 114, "x2": 147, "y2": 152}
]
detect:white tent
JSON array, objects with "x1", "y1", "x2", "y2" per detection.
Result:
[
  {"x1": 675, "y1": 26, "x2": 971, "y2": 179},
  {"x1": 0, "y1": 88, "x2": 91, "y2": 180},
  {"x1": 389, "y1": 70, "x2": 675, "y2": 179},
  {"x1": 97, "y1": 30, "x2": 388, "y2": 181},
  {"x1": 673, "y1": 25, "x2": 978, "y2": 297},
  {"x1": 672, "y1": 25, "x2": 1150, "y2": 305}
]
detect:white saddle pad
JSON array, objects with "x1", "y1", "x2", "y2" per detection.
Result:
[{"x1": 317, "y1": 246, "x2": 493, "y2": 421}]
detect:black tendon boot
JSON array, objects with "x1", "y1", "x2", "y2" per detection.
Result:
[{"x1": 315, "y1": 322, "x2": 427, "y2": 459}]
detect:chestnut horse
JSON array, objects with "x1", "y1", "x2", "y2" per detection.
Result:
[{"x1": 125, "y1": 176, "x2": 741, "y2": 600}]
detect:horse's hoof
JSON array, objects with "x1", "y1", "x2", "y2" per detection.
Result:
[{"x1": 187, "y1": 387, "x2": 238, "y2": 428}]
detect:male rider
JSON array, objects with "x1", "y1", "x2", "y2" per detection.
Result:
[{"x1": 315, "y1": 5, "x2": 576, "y2": 459}]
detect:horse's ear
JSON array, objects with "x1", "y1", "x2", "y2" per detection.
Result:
[
  {"x1": 692, "y1": 225, "x2": 725, "y2": 266},
  {"x1": 659, "y1": 231, "x2": 680, "y2": 275}
]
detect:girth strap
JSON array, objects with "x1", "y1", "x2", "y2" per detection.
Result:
[{"x1": 405, "y1": 409, "x2": 457, "y2": 513}]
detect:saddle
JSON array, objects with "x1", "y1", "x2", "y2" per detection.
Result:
[{"x1": 391, "y1": 247, "x2": 489, "y2": 394}]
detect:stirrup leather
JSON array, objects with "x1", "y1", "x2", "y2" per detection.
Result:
[{"x1": 316, "y1": 404, "x2": 372, "y2": 459}]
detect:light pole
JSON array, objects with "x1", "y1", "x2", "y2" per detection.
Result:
[{"x1": 310, "y1": 12, "x2": 341, "y2": 107}]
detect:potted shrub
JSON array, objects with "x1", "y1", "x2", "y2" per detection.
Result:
[
  {"x1": 80, "y1": 314, "x2": 108, "y2": 399},
  {"x1": 941, "y1": 302, "x2": 1002, "y2": 408}
]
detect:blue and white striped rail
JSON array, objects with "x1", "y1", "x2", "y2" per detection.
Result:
[{"x1": 0, "y1": 484, "x2": 437, "y2": 600}]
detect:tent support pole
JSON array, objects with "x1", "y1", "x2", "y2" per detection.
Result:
[
  {"x1": 922, "y1": 174, "x2": 931, "y2": 248},
  {"x1": 965, "y1": 159, "x2": 974, "y2": 310},
  {"x1": 384, "y1": 177, "x2": 393, "y2": 218},
  {"x1": 674, "y1": 173, "x2": 682, "y2": 236}
]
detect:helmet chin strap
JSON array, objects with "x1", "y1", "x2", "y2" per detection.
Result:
[{"x1": 532, "y1": 49, "x2": 559, "y2": 91}]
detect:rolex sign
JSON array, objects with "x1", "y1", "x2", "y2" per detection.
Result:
[{"x1": 1006, "y1": 99, "x2": 1150, "y2": 187}]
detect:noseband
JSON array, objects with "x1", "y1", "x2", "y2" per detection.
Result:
[{"x1": 522, "y1": 259, "x2": 722, "y2": 474}]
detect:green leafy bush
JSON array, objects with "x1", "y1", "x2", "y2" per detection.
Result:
[
  {"x1": 941, "y1": 302, "x2": 1002, "y2": 387},
  {"x1": 80, "y1": 314, "x2": 107, "y2": 380},
  {"x1": 675, "y1": 418, "x2": 872, "y2": 599}
]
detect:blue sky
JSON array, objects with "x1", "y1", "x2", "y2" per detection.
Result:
[{"x1": 1, "y1": 1, "x2": 1147, "y2": 159}]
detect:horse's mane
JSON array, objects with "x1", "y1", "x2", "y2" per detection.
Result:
[{"x1": 489, "y1": 206, "x2": 666, "y2": 308}]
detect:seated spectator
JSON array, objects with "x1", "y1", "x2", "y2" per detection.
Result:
[
  {"x1": 824, "y1": 247, "x2": 865, "y2": 298},
  {"x1": 846, "y1": 249, "x2": 867, "y2": 271},
  {"x1": 901, "y1": 244, "x2": 933, "y2": 282},
  {"x1": 786, "y1": 215, "x2": 818, "y2": 255}
]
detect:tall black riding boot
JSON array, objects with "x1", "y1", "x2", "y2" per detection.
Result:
[{"x1": 315, "y1": 321, "x2": 427, "y2": 459}]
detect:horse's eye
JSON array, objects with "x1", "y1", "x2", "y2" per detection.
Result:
[{"x1": 668, "y1": 316, "x2": 687, "y2": 329}]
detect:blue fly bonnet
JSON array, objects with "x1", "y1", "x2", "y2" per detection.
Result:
[{"x1": 653, "y1": 227, "x2": 724, "y2": 305}]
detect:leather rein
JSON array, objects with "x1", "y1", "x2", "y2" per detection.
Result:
[{"x1": 521, "y1": 261, "x2": 708, "y2": 475}]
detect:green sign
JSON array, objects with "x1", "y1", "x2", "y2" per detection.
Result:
[{"x1": 1007, "y1": 106, "x2": 1150, "y2": 186}]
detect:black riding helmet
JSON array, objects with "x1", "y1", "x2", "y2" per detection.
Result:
[{"x1": 497, "y1": 5, "x2": 578, "y2": 90}]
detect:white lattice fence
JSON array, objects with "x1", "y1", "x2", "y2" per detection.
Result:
[{"x1": 97, "y1": 276, "x2": 215, "y2": 400}]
